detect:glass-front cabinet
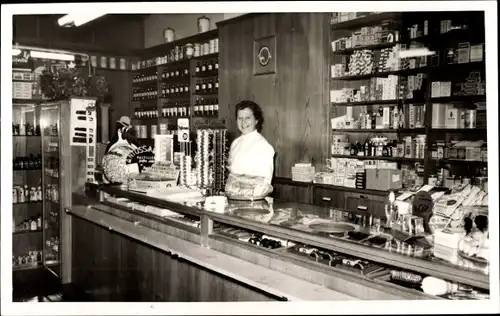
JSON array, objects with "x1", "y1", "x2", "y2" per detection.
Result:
[{"x1": 40, "y1": 103, "x2": 62, "y2": 275}]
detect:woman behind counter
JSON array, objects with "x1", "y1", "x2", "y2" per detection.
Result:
[{"x1": 228, "y1": 100, "x2": 275, "y2": 184}]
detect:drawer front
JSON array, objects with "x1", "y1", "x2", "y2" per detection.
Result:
[
  {"x1": 273, "y1": 184, "x2": 311, "y2": 204},
  {"x1": 313, "y1": 188, "x2": 345, "y2": 208},
  {"x1": 344, "y1": 192, "x2": 386, "y2": 218}
]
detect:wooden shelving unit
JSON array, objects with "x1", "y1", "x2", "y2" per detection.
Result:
[
  {"x1": 329, "y1": 11, "x2": 487, "y2": 191},
  {"x1": 130, "y1": 30, "x2": 221, "y2": 150}
]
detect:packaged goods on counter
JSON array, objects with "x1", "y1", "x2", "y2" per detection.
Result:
[{"x1": 291, "y1": 162, "x2": 315, "y2": 182}]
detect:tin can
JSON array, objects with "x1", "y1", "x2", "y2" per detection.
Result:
[
  {"x1": 109, "y1": 57, "x2": 116, "y2": 69},
  {"x1": 197, "y1": 16, "x2": 210, "y2": 33},
  {"x1": 119, "y1": 58, "x2": 126, "y2": 70},
  {"x1": 163, "y1": 28, "x2": 175, "y2": 43},
  {"x1": 90, "y1": 56, "x2": 98, "y2": 67},
  {"x1": 159, "y1": 123, "x2": 167, "y2": 135},
  {"x1": 140, "y1": 125, "x2": 147, "y2": 139},
  {"x1": 465, "y1": 109, "x2": 476, "y2": 128},
  {"x1": 203, "y1": 42, "x2": 210, "y2": 55},
  {"x1": 174, "y1": 46, "x2": 180, "y2": 61},
  {"x1": 209, "y1": 39, "x2": 216, "y2": 54},
  {"x1": 214, "y1": 38, "x2": 219, "y2": 52},
  {"x1": 151, "y1": 125, "x2": 157, "y2": 138},
  {"x1": 100, "y1": 56, "x2": 108, "y2": 68},
  {"x1": 13, "y1": 188, "x2": 18, "y2": 204},
  {"x1": 194, "y1": 43, "x2": 201, "y2": 57}
]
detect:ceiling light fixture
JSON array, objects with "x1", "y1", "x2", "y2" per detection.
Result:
[
  {"x1": 58, "y1": 13, "x2": 106, "y2": 27},
  {"x1": 30, "y1": 51, "x2": 75, "y2": 61}
]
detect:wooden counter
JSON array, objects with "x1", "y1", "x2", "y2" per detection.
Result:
[{"x1": 62, "y1": 185, "x2": 488, "y2": 301}]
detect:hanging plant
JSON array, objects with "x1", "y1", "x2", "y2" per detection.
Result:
[{"x1": 39, "y1": 62, "x2": 108, "y2": 100}]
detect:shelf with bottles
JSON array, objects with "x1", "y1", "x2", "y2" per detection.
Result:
[
  {"x1": 332, "y1": 128, "x2": 426, "y2": 133},
  {"x1": 160, "y1": 63, "x2": 190, "y2": 83},
  {"x1": 332, "y1": 134, "x2": 426, "y2": 161},
  {"x1": 12, "y1": 122, "x2": 41, "y2": 137},
  {"x1": 44, "y1": 184, "x2": 60, "y2": 203},
  {"x1": 193, "y1": 97, "x2": 219, "y2": 117},
  {"x1": 43, "y1": 140, "x2": 59, "y2": 155},
  {"x1": 42, "y1": 123, "x2": 59, "y2": 138},
  {"x1": 13, "y1": 155, "x2": 43, "y2": 171},
  {"x1": 133, "y1": 108, "x2": 159, "y2": 119},
  {"x1": 13, "y1": 184, "x2": 43, "y2": 204},
  {"x1": 194, "y1": 78, "x2": 219, "y2": 95},
  {"x1": 331, "y1": 67, "x2": 428, "y2": 81},
  {"x1": 194, "y1": 57, "x2": 219, "y2": 78},
  {"x1": 44, "y1": 237, "x2": 60, "y2": 263},
  {"x1": 13, "y1": 250, "x2": 44, "y2": 271},
  {"x1": 161, "y1": 101, "x2": 190, "y2": 118},
  {"x1": 132, "y1": 87, "x2": 159, "y2": 101},
  {"x1": 160, "y1": 82, "x2": 191, "y2": 99},
  {"x1": 431, "y1": 159, "x2": 487, "y2": 165},
  {"x1": 132, "y1": 70, "x2": 159, "y2": 85},
  {"x1": 430, "y1": 128, "x2": 487, "y2": 134},
  {"x1": 13, "y1": 213, "x2": 44, "y2": 234},
  {"x1": 137, "y1": 30, "x2": 218, "y2": 70}
]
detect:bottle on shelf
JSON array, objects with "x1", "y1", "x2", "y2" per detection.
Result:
[
  {"x1": 201, "y1": 61, "x2": 207, "y2": 73},
  {"x1": 195, "y1": 62, "x2": 200, "y2": 75},
  {"x1": 201, "y1": 80, "x2": 207, "y2": 93}
]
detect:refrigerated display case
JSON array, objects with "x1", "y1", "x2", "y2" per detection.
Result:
[
  {"x1": 38, "y1": 97, "x2": 98, "y2": 282},
  {"x1": 40, "y1": 103, "x2": 62, "y2": 275}
]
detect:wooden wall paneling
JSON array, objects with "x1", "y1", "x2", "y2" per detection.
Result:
[
  {"x1": 218, "y1": 16, "x2": 255, "y2": 141},
  {"x1": 273, "y1": 183, "x2": 312, "y2": 204},
  {"x1": 271, "y1": 13, "x2": 330, "y2": 177}
]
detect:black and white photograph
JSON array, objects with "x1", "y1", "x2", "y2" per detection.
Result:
[{"x1": 1, "y1": 1, "x2": 498, "y2": 315}]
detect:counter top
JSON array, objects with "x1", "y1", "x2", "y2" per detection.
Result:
[{"x1": 84, "y1": 183, "x2": 489, "y2": 291}]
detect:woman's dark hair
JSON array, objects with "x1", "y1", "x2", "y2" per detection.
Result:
[{"x1": 234, "y1": 100, "x2": 264, "y2": 132}]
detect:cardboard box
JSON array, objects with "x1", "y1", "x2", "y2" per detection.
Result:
[
  {"x1": 445, "y1": 106, "x2": 459, "y2": 128},
  {"x1": 432, "y1": 103, "x2": 447, "y2": 128},
  {"x1": 366, "y1": 169, "x2": 402, "y2": 191},
  {"x1": 431, "y1": 82, "x2": 441, "y2": 97}
]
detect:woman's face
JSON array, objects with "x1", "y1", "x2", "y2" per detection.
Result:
[{"x1": 237, "y1": 107, "x2": 257, "y2": 135}]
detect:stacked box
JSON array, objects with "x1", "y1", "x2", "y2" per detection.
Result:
[
  {"x1": 13, "y1": 82, "x2": 33, "y2": 99},
  {"x1": 348, "y1": 50, "x2": 374, "y2": 76}
]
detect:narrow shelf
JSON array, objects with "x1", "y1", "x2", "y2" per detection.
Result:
[
  {"x1": 332, "y1": 100, "x2": 400, "y2": 106},
  {"x1": 331, "y1": 67, "x2": 427, "y2": 81},
  {"x1": 12, "y1": 98, "x2": 43, "y2": 104},
  {"x1": 132, "y1": 81, "x2": 158, "y2": 87},
  {"x1": 132, "y1": 98, "x2": 158, "y2": 102},
  {"x1": 13, "y1": 201, "x2": 42, "y2": 205},
  {"x1": 13, "y1": 262, "x2": 43, "y2": 271},
  {"x1": 194, "y1": 92, "x2": 219, "y2": 96},
  {"x1": 332, "y1": 41, "x2": 399, "y2": 55},
  {"x1": 193, "y1": 73, "x2": 219, "y2": 79},
  {"x1": 331, "y1": 155, "x2": 424, "y2": 163},
  {"x1": 430, "y1": 128, "x2": 487, "y2": 133},
  {"x1": 12, "y1": 135, "x2": 41, "y2": 137},
  {"x1": 331, "y1": 12, "x2": 401, "y2": 30},
  {"x1": 132, "y1": 117, "x2": 159, "y2": 120},
  {"x1": 430, "y1": 61, "x2": 485, "y2": 72},
  {"x1": 431, "y1": 159, "x2": 487, "y2": 165},
  {"x1": 13, "y1": 230, "x2": 43, "y2": 235},
  {"x1": 192, "y1": 115, "x2": 219, "y2": 118},
  {"x1": 332, "y1": 128, "x2": 425, "y2": 133},
  {"x1": 192, "y1": 52, "x2": 219, "y2": 60},
  {"x1": 159, "y1": 116, "x2": 190, "y2": 119},
  {"x1": 430, "y1": 95, "x2": 486, "y2": 103},
  {"x1": 13, "y1": 168, "x2": 42, "y2": 171}
]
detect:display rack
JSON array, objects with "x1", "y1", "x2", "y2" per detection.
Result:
[
  {"x1": 328, "y1": 11, "x2": 487, "y2": 193},
  {"x1": 130, "y1": 30, "x2": 221, "y2": 150}
]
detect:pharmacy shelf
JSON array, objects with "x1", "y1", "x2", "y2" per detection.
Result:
[
  {"x1": 330, "y1": 12, "x2": 402, "y2": 30},
  {"x1": 330, "y1": 155, "x2": 424, "y2": 163},
  {"x1": 331, "y1": 128, "x2": 425, "y2": 133},
  {"x1": 430, "y1": 128, "x2": 487, "y2": 133},
  {"x1": 431, "y1": 159, "x2": 487, "y2": 165},
  {"x1": 331, "y1": 67, "x2": 428, "y2": 81},
  {"x1": 332, "y1": 42, "x2": 399, "y2": 55},
  {"x1": 430, "y1": 95, "x2": 486, "y2": 103}
]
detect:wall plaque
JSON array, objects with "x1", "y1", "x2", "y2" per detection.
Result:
[{"x1": 254, "y1": 35, "x2": 276, "y2": 76}]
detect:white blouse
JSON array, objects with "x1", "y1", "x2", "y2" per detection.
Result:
[{"x1": 228, "y1": 130, "x2": 275, "y2": 184}]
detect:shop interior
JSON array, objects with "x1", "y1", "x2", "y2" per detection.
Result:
[{"x1": 9, "y1": 11, "x2": 492, "y2": 303}]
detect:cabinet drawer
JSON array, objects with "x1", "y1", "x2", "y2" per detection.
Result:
[
  {"x1": 313, "y1": 188, "x2": 345, "y2": 208},
  {"x1": 273, "y1": 184, "x2": 311, "y2": 204},
  {"x1": 344, "y1": 192, "x2": 386, "y2": 218}
]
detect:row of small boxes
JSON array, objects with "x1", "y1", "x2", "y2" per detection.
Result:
[
  {"x1": 13, "y1": 82, "x2": 33, "y2": 99},
  {"x1": 432, "y1": 104, "x2": 477, "y2": 128},
  {"x1": 13, "y1": 71, "x2": 35, "y2": 81},
  {"x1": 458, "y1": 72, "x2": 485, "y2": 96},
  {"x1": 322, "y1": 157, "x2": 401, "y2": 190},
  {"x1": 331, "y1": 12, "x2": 373, "y2": 24},
  {"x1": 348, "y1": 50, "x2": 374, "y2": 76},
  {"x1": 433, "y1": 140, "x2": 486, "y2": 161}
]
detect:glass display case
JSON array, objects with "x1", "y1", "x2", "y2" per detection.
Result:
[
  {"x1": 40, "y1": 103, "x2": 62, "y2": 275},
  {"x1": 12, "y1": 101, "x2": 44, "y2": 270}
]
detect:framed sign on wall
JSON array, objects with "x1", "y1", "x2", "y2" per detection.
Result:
[{"x1": 253, "y1": 35, "x2": 276, "y2": 76}]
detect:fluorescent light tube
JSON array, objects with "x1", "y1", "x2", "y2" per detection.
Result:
[
  {"x1": 31, "y1": 51, "x2": 75, "y2": 61},
  {"x1": 73, "y1": 13, "x2": 106, "y2": 26},
  {"x1": 58, "y1": 13, "x2": 106, "y2": 27},
  {"x1": 399, "y1": 48, "x2": 436, "y2": 59},
  {"x1": 12, "y1": 48, "x2": 21, "y2": 56}
]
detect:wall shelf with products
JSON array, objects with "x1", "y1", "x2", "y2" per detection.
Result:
[
  {"x1": 327, "y1": 11, "x2": 487, "y2": 197},
  {"x1": 130, "y1": 30, "x2": 219, "y2": 146}
]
